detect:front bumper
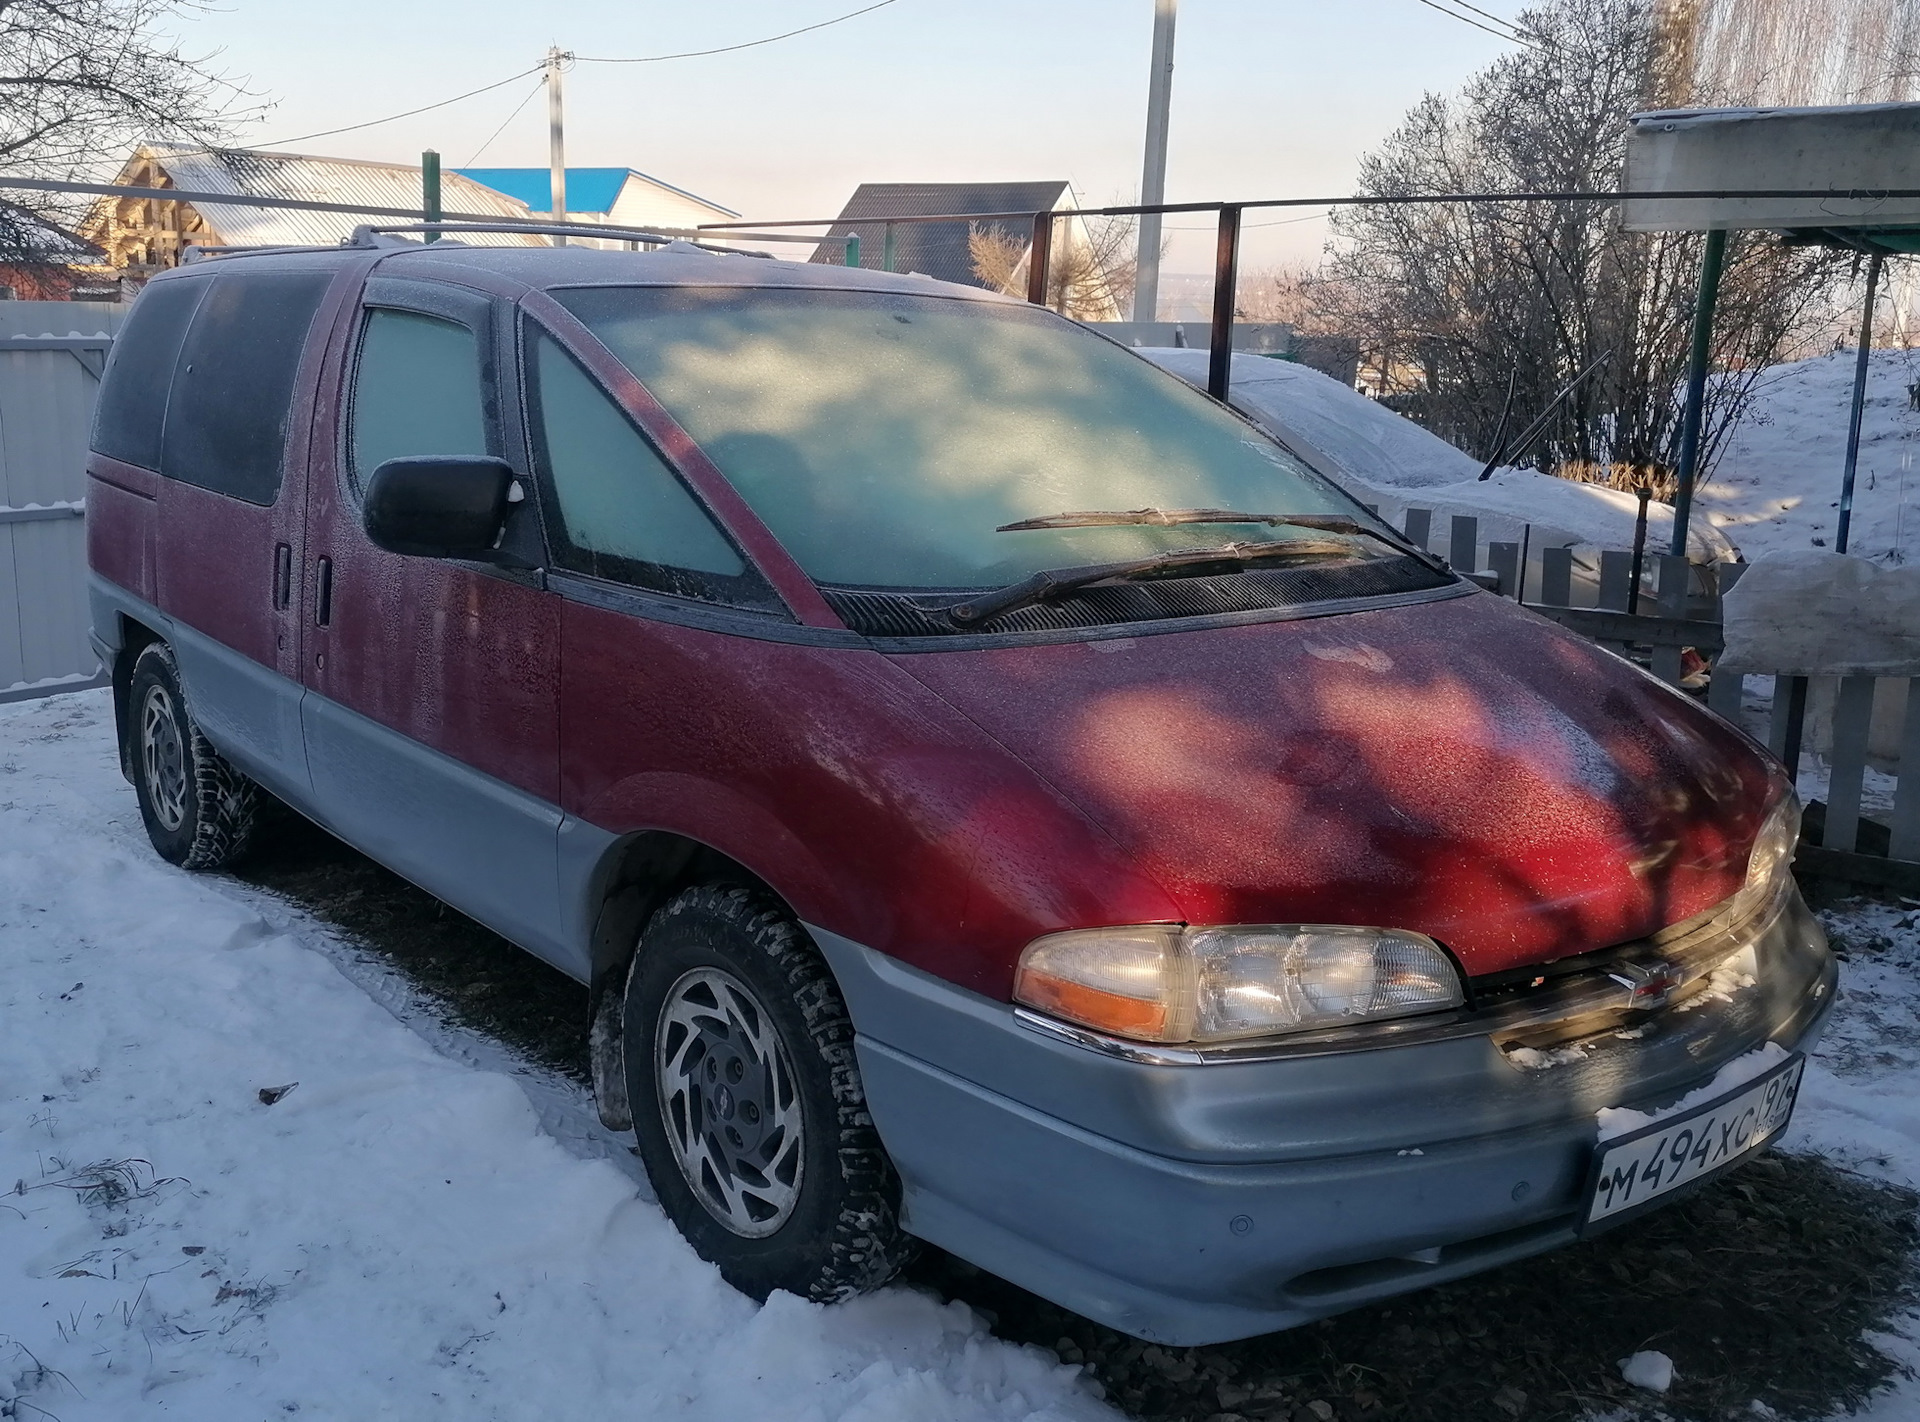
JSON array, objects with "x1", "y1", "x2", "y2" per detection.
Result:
[{"x1": 810, "y1": 892, "x2": 1836, "y2": 1345}]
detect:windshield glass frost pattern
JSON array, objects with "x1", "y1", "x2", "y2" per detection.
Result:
[{"x1": 553, "y1": 287, "x2": 1387, "y2": 589}]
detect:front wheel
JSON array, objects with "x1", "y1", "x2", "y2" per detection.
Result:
[{"x1": 625, "y1": 884, "x2": 915, "y2": 1302}]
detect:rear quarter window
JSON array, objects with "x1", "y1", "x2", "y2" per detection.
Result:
[
  {"x1": 90, "y1": 276, "x2": 210, "y2": 471},
  {"x1": 160, "y1": 270, "x2": 334, "y2": 505}
]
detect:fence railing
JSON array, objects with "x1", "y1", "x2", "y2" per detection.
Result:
[{"x1": 1400, "y1": 504, "x2": 1920, "y2": 891}]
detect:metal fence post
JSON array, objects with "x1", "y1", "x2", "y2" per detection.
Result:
[
  {"x1": 1670, "y1": 228, "x2": 1728, "y2": 558},
  {"x1": 422, "y1": 150, "x2": 441, "y2": 242},
  {"x1": 1207, "y1": 204, "x2": 1241, "y2": 401},
  {"x1": 1027, "y1": 212, "x2": 1053, "y2": 306},
  {"x1": 883, "y1": 222, "x2": 896, "y2": 273},
  {"x1": 844, "y1": 233, "x2": 861, "y2": 268},
  {"x1": 1838, "y1": 252, "x2": 1885, "y2": 554}
]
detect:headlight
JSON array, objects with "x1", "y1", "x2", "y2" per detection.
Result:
[
  {"x1": 1736, "y1": 790, "x2": 1801, "y2": 919},
  {"x1": 1014, "y1": 923, "x2": 1465, "y2": 1045}
]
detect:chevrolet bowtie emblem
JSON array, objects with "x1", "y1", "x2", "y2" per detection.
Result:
[{"x1": 1609, "y1": 960, "x2": 1684, "y2": 1010}]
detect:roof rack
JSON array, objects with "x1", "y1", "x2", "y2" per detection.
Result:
[{"x1": 348, "y1": 221, "x2": 778, "y2": 258}]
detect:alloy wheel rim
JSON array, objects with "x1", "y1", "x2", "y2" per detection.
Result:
[
  {"x1": 654, "y1": 965, "x2": 805, "y2": 1239},
  {"x1": 139, "y1": 684, "x2": 188, "y2": 833}
]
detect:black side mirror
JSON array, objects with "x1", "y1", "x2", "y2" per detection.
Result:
[{"x1": 363, "y1": 455, "x2": 515, "y2": 559}]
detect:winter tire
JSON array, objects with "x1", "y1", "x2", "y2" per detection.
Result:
[
  {"x1": 626, "y1": 883, "x2": 915, "y2": 1302},
  {"x1": 126, "y1": 641, "x2": 259, "y2": 871}
]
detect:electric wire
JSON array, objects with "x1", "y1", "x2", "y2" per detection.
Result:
[
  {"x1": 573, "y1": 0, "x2": 902, "y2": 63},
  {"x1": 1409, "y1": 0, "x2": 1546, "y2": 51},
  {"x1": 247, "y1": 65, "x2": 546, "y2": 150},
  {"x1": 238, "y1": 0, "x2": 901, "y2": 155},
  {"x1": 1445, "y1": 0, "x2": 1537, "y2": 36},
  {"x1": 463, "y1": 79, "x2": 547, "y2": 167}
]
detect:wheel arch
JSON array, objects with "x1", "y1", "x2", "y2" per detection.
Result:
[
  {"x1": 585, "y1": 829, "x2": 808, "y2": 1133},
  {"x1": 110, "y1": 614, "x2": 166, "y2": 783}
]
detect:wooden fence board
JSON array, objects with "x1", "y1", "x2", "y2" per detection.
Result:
[
  {"x1": 1487, "y1": 541, "x2": 1520, "y2": 599},
  {"x1": 1823, "y1": 675, "x2": 1878, "y2": 851},
  {"x1": 1893, "y1": 676, "x2": 1920, "y2": 864},
  {"x1": 1541, "y1": 546, "x2": 1573, "y2": 606},
  {"x1": 1450, "y1": 515, "x2": 1477, "y2": 573}
]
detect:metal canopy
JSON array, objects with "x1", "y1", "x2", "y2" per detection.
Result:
[{"x1": 1622, "y1": 103, "x2": 1920, "y2": 559}]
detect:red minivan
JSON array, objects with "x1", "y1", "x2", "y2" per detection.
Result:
[{"x1": 86, "y1": 234, "x2": 1833, "y2": 1345}]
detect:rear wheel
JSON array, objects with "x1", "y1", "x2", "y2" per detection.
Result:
[
  {"x1": 126, "y1": 642, "x2": 258, "y2": 870},
  {"x1": 625, "y1": 884, "x2": 914, "y2": 1302}
]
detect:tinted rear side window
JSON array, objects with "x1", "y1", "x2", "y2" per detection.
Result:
[
  {"x1": 162, "y1": 271, "x2": 334, "y2": 505},
  {"x1": 91, "y1": 277, "x2": 209, "y2": 471}
]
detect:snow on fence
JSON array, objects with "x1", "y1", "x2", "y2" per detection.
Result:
[
  {"x1": 1407, "y1": 505, "x2": 1920, "y2": 891},
  {"x1": 0, "y1": 302, "x2": 123, "y2": 704}
]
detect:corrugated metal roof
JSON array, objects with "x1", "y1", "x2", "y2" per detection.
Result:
[
  {"x1": 808, "y1": 182, "x2": 1071, "y2": 286},
  {"x1": 142, "y1": 145, "x2": 546, "y2": 248}
]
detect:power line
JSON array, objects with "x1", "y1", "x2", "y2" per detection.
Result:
[
  {"x1": 249, "y1": 65, "x2": 545, "y2": 149},
  {"x1": 1447, "y1": 0, "x2": 1535, "y2": 35},
  {"x1": 1409, "y1": 0, "x2": 1545, "y2": 51},
  {"x1": 574, "y1": 0, "x2": 903, "y2": 63},
  {"x1": 463, "y1": 79, "x2": 546, "y2": 167}
]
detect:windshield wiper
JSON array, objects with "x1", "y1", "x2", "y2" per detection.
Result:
[
  {"x1": 996, "y1": 506, "x2": 1427, "y2": 559},
  {"x1": 944, "y1": 539, "x2": 1356, "y2": 627}
]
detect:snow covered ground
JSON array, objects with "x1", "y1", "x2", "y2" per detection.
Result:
[
  {"x1": 0, "y1": 690, "x2": 1110, "y2": 1422},
  {"x1": 1704, "y1": 347, "x2": 1920, "y2": 565},
  {"x1": 2, "y1": 687, "x2": 1917, "y2": 1420}
]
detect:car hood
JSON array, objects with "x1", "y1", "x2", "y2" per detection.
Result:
[{"x1": 892, "y1": 591, "x2": 1780, "y2": 978}]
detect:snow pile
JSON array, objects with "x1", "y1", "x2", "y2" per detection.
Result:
[
  {"x1": 1703, "y1": 347, "x2": 1920, "y2": 563},
  {"x1": 1618, "y1": 1349, "x2": 1675, "y2": 1393},
  {"x1": 1141, "y1": 350, "x2": 1738, "y2": 597},
  {"x1": 1720, "y1": 550, "x2": 1920, "y2": 675},
  {"x1": 0, "y1": 692, "x2": 1110, "y2": 1422}
]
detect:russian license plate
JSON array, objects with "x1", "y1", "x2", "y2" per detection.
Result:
[{"x1": 1582, "y1": 1054, "x2": 1805, "y2": 1231}]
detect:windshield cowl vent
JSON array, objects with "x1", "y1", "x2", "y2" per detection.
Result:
[{"x1": 821, "y1": 555, "x2": 1455, "y2": 638}]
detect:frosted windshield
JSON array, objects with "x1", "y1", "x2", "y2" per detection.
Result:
[{"x1": 555, "y1": 286, "x2": 1384, "y2": 589}]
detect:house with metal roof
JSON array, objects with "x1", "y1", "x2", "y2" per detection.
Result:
[
  {"x1": 808, "y1": 181, "x2": 1122, "y2": 320},
  {"x1": 80, "y1": 145, "x2": 543, "y2": 274},
  {"x1": 455, "y1": 168, "x2": 738, "y2": 244}
]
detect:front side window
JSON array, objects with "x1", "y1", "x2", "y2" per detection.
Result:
[
  {"x1": 552, "y1": 286, "x2": 1394, "y2": 591},
  {"x1": 350, "y1": 309, "x2": 489, "y2": 482},
  {"x1": 526, "y1": 329, "x2": 773, "y2": 607}
]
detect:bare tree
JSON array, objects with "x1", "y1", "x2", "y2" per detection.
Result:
[
  {"x1": 0, "y1": 0, "x2": 255, "y2": 264},
  {"x1": 1327, "y1": 0, "x2": 1841, "y2": 491},
  {"x1": 969, "y1": 213, "x2": 1136, "y2": 320}
]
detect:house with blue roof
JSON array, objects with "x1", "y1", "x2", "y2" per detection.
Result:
[{"x1": 455, "y1": 167, "x2": 737, "y2": 243}]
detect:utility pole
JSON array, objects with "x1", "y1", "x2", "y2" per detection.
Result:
[
  {"x1": 1132, "y1": 0, "x2": 1177, "y2": 323},
  {"x1": 546, "y1": 46, "x2": 568, "y2": 246}
]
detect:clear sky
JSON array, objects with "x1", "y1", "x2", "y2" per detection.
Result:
[{"x1": 176, "y1": 0, "x2": 1526, "y2": 276}]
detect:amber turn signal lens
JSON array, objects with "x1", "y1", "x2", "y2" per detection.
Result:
[{"x1": 1014, "y1": 970, "x2": 1171, "y2": 1040}]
